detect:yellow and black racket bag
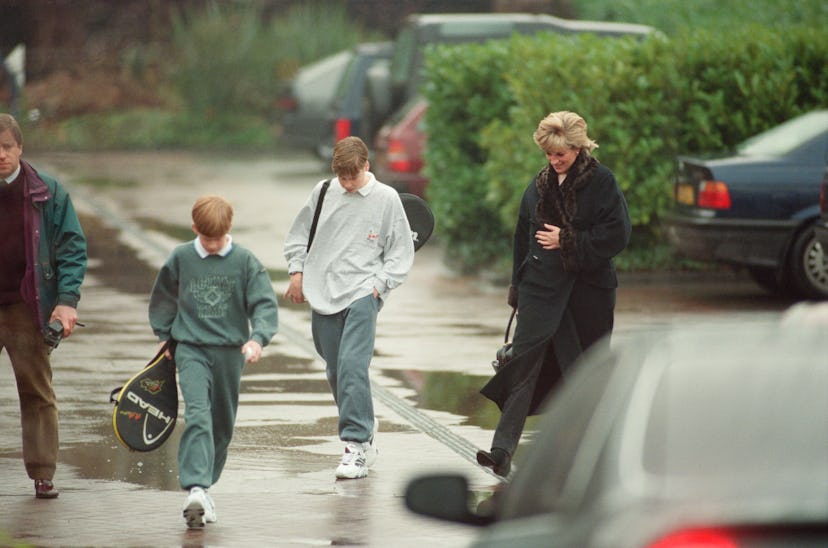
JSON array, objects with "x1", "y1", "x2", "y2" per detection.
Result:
[{"x1": 109, "y1": 340, "x2": 178, "y2": 452}]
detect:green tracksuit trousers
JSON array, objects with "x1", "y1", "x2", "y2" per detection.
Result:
[{"x1": 175, "y1": 343, "x2": 244, "y2": 490}]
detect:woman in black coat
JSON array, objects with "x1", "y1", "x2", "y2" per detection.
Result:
[{"x1": 478, "y1": 111, "x2": 631, "y2": 477}]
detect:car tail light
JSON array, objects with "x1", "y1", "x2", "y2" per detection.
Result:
[
  {"x1": 647, "y1": 528, "x2": 738, "y2": 548},
  {"x1": 697, "y1": 180, "x2": 731, "y2": 209},
  {"x1": 335, "y1": 118, "x2": 352, "y2": 142},
  {"x1": 387, "y1": 139, "x2": 414, "y2": 172}
]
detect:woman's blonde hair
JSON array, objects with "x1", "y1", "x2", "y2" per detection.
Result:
[
  {"x1": 533, "y1": 111, "x2": 598, "y2": 154},
  {"x1": 192, "y1": 195, "x2": 233, "y2": 237}
]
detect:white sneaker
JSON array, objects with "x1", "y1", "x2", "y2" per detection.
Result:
[
  {"x1": 335, "y1": 443, "x2": 369, "y2": 479},
  {"x1": 182, "y1": 487, "x2": 208, "y2": 528},
  {"x1": 204, "y1": 490, "x2": 217, "y2": 523}
]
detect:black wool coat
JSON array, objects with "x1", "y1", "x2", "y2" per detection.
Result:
[{"x1": 481, "y1": 154, "x2": 631, "y2": 415}]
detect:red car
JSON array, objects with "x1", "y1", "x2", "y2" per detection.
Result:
[{"x1": 373, "y1": 97, "x2": 428, "y2": 198}]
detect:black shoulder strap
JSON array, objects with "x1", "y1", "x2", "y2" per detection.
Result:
[{"x1": 307, "y1": 179, "x2": 331, "y2": 252}]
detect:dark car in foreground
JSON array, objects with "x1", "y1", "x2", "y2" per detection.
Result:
[
  {"x1": 664, "y1": 110, "x2": 828, "y2": 299},
  {"x1": 405, "y1": 315, "x2": 828, "y2": 548}
]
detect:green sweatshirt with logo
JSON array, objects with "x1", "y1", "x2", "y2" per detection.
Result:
[{"x1": 149, "y1": 241, "x2": 278, "y2": 347}]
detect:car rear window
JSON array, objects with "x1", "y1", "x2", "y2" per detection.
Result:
[
  {"x1": 737, "y1": 110, "x2": 828, "y2": 156},
  {"x1": 639, "y1": 344, "x2": 828, "y2": 488}
]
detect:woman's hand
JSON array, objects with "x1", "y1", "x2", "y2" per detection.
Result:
[{"x1": 536, "y1": 223, "x2": 561, "y2": 250}]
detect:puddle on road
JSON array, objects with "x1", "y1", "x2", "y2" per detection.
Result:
[
  {"x1": 134, "y1": 216, "x2": 194, "y2": 243},
  {"x1": 135, "y1": 216, "x2": 293, "y2": 284},
  {"x1": 58, "y1": 352, "x2": 338, "y2": 490},
  {"x1": 60, "y1": 419, "x2": 183, "y2": 491},
  {"x1": 81, "y1": 213, "x2": 158, "y2": 295},
  {"x1": 69, "y1": 209, "x2": 499, "y2": 490},
  {"x1": 60, "y1": 359, "x2": 498, "y2": 490},
  {"x1": 385, "y1": 369, "x2": 541, "y2": 434}
]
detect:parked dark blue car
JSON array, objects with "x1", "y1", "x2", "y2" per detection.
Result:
[
  {"x1": 815, "y1": 166, "x2": 828, "y2": 252},
  {"x1": 664, "y1": 110, "x2": 828, "y2": 299}
]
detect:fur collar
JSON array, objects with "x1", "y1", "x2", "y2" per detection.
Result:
[{"x1": 534, "y1": 151, "x2": 598, "y2": 271}]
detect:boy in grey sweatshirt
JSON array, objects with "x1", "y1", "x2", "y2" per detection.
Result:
[{"x1": 284, "y1": 136, "x2": 414, "y2": 479}]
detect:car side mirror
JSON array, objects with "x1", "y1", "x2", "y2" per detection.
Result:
[{"x1": 404, "y1": 474, "x2": 493, "y2": 526}]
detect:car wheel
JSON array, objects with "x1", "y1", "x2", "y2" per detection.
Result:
[{"x1": 788, "y1": 226, "x2": 828, "y2": 299}]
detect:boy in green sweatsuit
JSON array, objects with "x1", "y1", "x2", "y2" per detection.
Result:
[{"x1": 149, "y1": 195, "x2": 278, "y2": 529}]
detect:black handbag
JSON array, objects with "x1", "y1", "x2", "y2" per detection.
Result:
[{"x1": 491, "y1": 307, "x2": 516, "y2": 373}]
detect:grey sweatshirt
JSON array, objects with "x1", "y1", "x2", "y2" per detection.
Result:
[{"x1": 284, "y1": 174, "x2": 415, "y2": 315}]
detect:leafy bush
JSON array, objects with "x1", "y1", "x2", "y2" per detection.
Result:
[
  {"x1": 267, "y1": 2, "x2": 382, "y2": 79},
  {"x1": 575, "y1": 0, "x2": 827, "y2": 36},
  {"x1": 421, "y1": 41, "x2": 515, "y2": 273},
  {"x1": 169, "y1": 2, "x2": 282, "y2": 119},
  {"x1": 168, "y1": 1, "x2": 379, "y2": 118},
  {"x1": 422, "y1": 25, "x2": 828, "y2": 273},
  {"x1": 24, "y1": 1, "x2": 383, "y2": 150}
]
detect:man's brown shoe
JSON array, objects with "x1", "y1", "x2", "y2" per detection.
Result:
[{"x1": 35, "y1": 479, "x2": 59, "y2": 499}]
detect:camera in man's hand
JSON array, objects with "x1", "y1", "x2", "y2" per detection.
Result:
[{"x1": 44, "y1": 320, "x2": 65, "y2": 349}]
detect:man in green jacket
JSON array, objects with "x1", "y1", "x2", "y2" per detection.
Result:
[{"x1": 0, "y1": 113, "x2": 87, "y2": 499}]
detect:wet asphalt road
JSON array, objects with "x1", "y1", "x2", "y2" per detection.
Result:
[{"x1": 0, "y1": 149, "x2": 796, "y2": 547}]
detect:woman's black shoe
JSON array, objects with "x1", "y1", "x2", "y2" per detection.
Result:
[{"x1": 476, "y1": 448, "x2": 511, "y2": 477}]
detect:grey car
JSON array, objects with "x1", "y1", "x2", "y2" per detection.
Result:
[
  {"x1": 279, "y1": 48, "x2": 352, "y2": 155},
  {"x1": 279, "y1": 41, "x2": 393, "y2": 160},
  {"x1": 317, "y1": 41, "x2": 393, "y2": 161},
  {"x1": 368, "y1": 13, "x2": 656, "y2": 131},
  {"x1": 406, "y1": 316, "x2": 828, "y2": 547}
]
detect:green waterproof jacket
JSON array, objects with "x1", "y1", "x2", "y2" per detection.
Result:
[{"x1": 19, "y1": 160, "x2": 87, "y2": 332}]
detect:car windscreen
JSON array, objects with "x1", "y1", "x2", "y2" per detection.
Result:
[
  {"x1": 737, "y1": 110, "x2": 828, "y2": 157},
  {"x1": 390, "y1": 27, "x2": 416, "y2": 88},
  {"x1": 333, "y1": 55, "x2": 362, "y2": 103},
  {"x1": 295, "y1": 50, "x2": 353, "y2": 107}
]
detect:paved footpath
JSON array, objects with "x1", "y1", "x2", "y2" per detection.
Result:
[
  {"x1": 1, "y1": 151, "x2": 781, "y2": 547},
  {"x1": 0, "y1": 151, "x2": 508, "y2": 548}
]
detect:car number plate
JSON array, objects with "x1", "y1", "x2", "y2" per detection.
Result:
[{"x1": 676, "y1": 183, "x2": 695, "y2": 205}]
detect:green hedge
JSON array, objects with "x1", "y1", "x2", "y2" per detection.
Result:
[{"x1": 422, "y1": 25, "x2": 828, "y2": 273}]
